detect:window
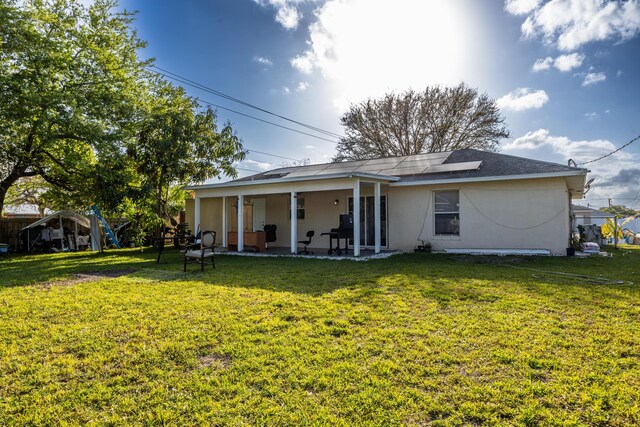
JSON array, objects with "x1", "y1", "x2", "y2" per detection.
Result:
[
  {"x1": 296, "y1": 197, "x2": 305, "y2": 220},
  {"x1": 434, "y1": 190, "x2": 459, "y2": 236},
  {"x1": 288, "y1": 197, "x2": 305, "y2": 220}
]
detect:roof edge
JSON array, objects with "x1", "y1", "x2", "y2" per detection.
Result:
[
  {"x1": 184, "y1": 171, "x2": 399, "y2": 191},
  {"x1": 390, "y1": 170, "x2": 588, "y2": 187}
]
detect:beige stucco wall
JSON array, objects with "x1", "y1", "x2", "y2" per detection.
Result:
[
  {"x1": 186, "y1": 176, "x2": 572, "y2": 255},
  {"x1": 388, "y1": 177, "x2": 570, "y2": 255}
]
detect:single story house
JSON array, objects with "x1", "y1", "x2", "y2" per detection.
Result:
[
  {"x1": 572, "y1": 204, "x2": 614, "y2": 228},
  {"x1": 184, "y1": 149, "x2": 589, "y2": 256},
  {"x1": 573, "y1": 204, "x2": 639, "y2": 234}
]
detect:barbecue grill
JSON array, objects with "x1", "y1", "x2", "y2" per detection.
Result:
[{"x1": 321, "y1": 214, "x2": 354, "y2": 255}]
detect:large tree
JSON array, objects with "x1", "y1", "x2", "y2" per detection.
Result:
[
  {"x1": 334, "y1": 83, "x2": 509, "y2": 161},
  {"x1": 0, "y1": 0, "x2": 147, "y2": 216},
  {"x1": 128, "y1": 78, "x2": 245, "y2": 233}
]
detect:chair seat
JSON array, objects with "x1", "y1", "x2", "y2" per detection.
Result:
[
  {"x1": 185, "y1": 249, "x2": 214, "y2": 258},
  {"x1": 184, "y1": 230, "x2": 216, "y2": 272}
]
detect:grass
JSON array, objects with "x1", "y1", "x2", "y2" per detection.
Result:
[{"x1": 1, "y1": 247, "x2": 639, "y2": 426}]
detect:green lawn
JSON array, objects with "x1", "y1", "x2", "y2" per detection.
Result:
[{"x1": 1, "y1": 248, "x2": 639, "y2": 426}]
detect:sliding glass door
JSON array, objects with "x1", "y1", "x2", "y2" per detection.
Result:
[{"x1": 348, "y1": 196, "x2": 387, "y2": 247}]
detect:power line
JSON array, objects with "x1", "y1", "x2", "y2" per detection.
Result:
[
  {"x1": 194, "y1": 95, "x2": 340, "y2": 144},
  {"x1": 578, "y1": 134, "x2": 640, "y2": 165},
  {"x1": 245, "y1": 148, "x2": 300, "y2": 162},
  {"x1": 148, "y1": 65, "x2": 344, "y2": 140}
]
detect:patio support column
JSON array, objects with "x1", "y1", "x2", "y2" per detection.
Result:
[
  {"x1": 194, "y1": 196, "x2": 201, "y2": 235},
  {"x1": 222, "y1": 196, "x2": 227, "y2": 248},
  {"x1": 290, "y1": 191, "x2": 297, "y2": 254},
  {"x1": 237, "y1": 195, "x2": 244, "y2": 252},
  {"x1": 374, "y1": 182, "x2": 381, "y2": 254},
  {"x1": 353, "y1": 179, "x2": 360, "y2": 257}
]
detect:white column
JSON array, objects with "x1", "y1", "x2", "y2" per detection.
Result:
[
  {"x1": 290, "y1": 191, "x2": 297, "y2": 254},
  {"x1": 194, "y1": 196, "x2": 201, "y2": 236},
  {"x1": 237, "y1": 195, "x2": 244, "y2": 252},
  {"x1": 374, "y1": 182, "x2": 381, "y2": 254},
  {"x1": 222, "y1": 196, "x2": 227, "y2": 248},
  {"x1": 353, "y1": 180, "x2": 360, "y2": 257}
]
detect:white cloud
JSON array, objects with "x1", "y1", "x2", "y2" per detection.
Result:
[
  {"x1": 505, "y1": 129, "x2": 613, "y2": 160},
  {"x1": 583, "y1": 71, "x2": 606, "y2": 86},
  {"x1": 496, "y1": 88, "x2": 549, "y2": 111},
  {"x1": 296, "y1": 81, "x2": 309, "y2": 92},
  {"x1": 254, "y1": 0, "x2": 303, "y2": 30},
  {"x1": 504, "y1": 129, "x2": 639, "y2": 201},
  {"x1": 253, "y1": 56, "x2": 273, "y2": 66},
  {"x1": 276, "y1": 5, "x2": 302, "y2": 30},
  {"x1": 505, "y1": 0, "x2": 542, "y2": 15},
  {"x1": 507, "y1": 0, "x2": 640, "y2": 51},
  {"x1": 242, "y1": 159, "x2": 273, "y2": 171},
  {"x1": 290, "y1": 52, "x2": 315, "y2": 74},
  {"x1": 282, "y1": 86, "x2": 291, "y2": 95},
  {"x1": 532, "y1": 56, "x2": 553, "y2": 71},
  {"x1": 585, "y1": 112, "x2": 598, "y2": 120},
  {"x1": 289, "y1": 0, "x2": 483, "y2": 111},
  {"x1": 532, "y1": 53, "x2": 584, "y2": 72},
  {"x1": 553, "y1": 53, "x2": 584, "y2": 71},
  {"x1": 617, "y1": 69, "x2": 623, "y2": 77}
]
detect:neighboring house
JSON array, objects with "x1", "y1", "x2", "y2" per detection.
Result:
[
  {"x1": 573, "y1": 204, "x2": 640, "y2": 235},
  {"x1": 184, "y1": 149, "x2": 589, "y2": 256},
  {"x1": 572, "y1": 204, "x2": 614, "y2": 229}
]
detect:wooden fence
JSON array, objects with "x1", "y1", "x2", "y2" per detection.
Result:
[{"x1": 0, "y1": 217, "x2": 39, "y2": 251}]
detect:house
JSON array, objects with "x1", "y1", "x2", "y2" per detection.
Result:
[
  {"x1": 572, "y1": 204, "x2": 614, "y2": 229},
  {"x1": 573, "y1": 204, "x2": 639, "y2": 234},
  {"x1": 184, "y1": 149, "x2": 589, "y2": 256}
]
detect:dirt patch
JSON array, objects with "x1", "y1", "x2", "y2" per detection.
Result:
[
  {"x1": 39, "y1": 269, "x2": 138, "y2": 289},
  {"x1": 197, "y1": 354, "x2": 231, "y2": 370}
]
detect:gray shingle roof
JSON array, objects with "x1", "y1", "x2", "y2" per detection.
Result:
[
  {"x1": 397, "y1": 149, "x2": 586, "y2": 182},
  {"x1": 232, "y1": 148, "x2": 586, "y2": 184}
]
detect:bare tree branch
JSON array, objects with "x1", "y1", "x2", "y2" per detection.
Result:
[{"x1": 335, "y1": 83, "x2": 509, "y2": 161}]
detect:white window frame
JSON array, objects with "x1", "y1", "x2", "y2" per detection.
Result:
[{"x1": 433, "y1": 190, "x2": 460, "y2": 237}]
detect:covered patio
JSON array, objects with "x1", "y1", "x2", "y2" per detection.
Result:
[{"x1": 185, "y1": 172, "x2": 397, "y2": 257}]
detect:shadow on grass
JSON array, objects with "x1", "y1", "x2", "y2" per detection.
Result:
[{"x1": 1, "y1": 248, "x2": 638, "y2": 300}]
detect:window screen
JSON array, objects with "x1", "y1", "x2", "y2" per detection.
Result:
[{"x1": 434, "y1": 191, "x2": 459, "y2": 235}]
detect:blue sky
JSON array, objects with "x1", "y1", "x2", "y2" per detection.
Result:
[{"x1": 119, "y1": 0, "x2": 640, "y2": 210}]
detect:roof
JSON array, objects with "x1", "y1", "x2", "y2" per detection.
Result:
[
  {"x1": 21, "y1": 210, "x2": 90, "y2": 230},
  {"x1": 185, "y1": 148, "x2": 588, "y2": 190},
  {"x1": 571, "y1": 204, "x2": 614, "y2": 216},
  {"x1": 398, "y1": 149, "x2": 585, "y2": 182}
]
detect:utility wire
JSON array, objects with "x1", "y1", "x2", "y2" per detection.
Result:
[
  {"x1": 194, "y1": 96, "x2": 340, "y2": 144},
  {"x1": 578, "y1": 134, "x2": 640, "y2": 165},
  {"x1": 148, "y1": 65, "x2": 344, "y2": 140},
  {"x1": 244, "y1": 148, "x2": 300, "y2": 162}
]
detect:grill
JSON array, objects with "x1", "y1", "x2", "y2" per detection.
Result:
[{"x1": 321, "y1": 214, "x2": 354, "y2": 255}]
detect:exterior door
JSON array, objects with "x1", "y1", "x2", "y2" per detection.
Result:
[
  {"x1": 348, "y1": 195, "x2": 387, "y2": 247},
  {"x1": 252, "y1": 198, "x2": 265, "y2": 231}
]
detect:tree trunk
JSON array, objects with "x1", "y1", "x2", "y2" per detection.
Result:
[{"x1": 0, "y1": 169, "x2": 26, "y2": 217}]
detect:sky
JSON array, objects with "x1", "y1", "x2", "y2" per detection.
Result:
[{"x1": 117, "y1": 0, "x2": 640, "y2": 210}]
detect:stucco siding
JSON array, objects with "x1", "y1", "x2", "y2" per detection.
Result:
[{"x1": 388, "y1": 177, "x2": 570, "y2": 255}]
